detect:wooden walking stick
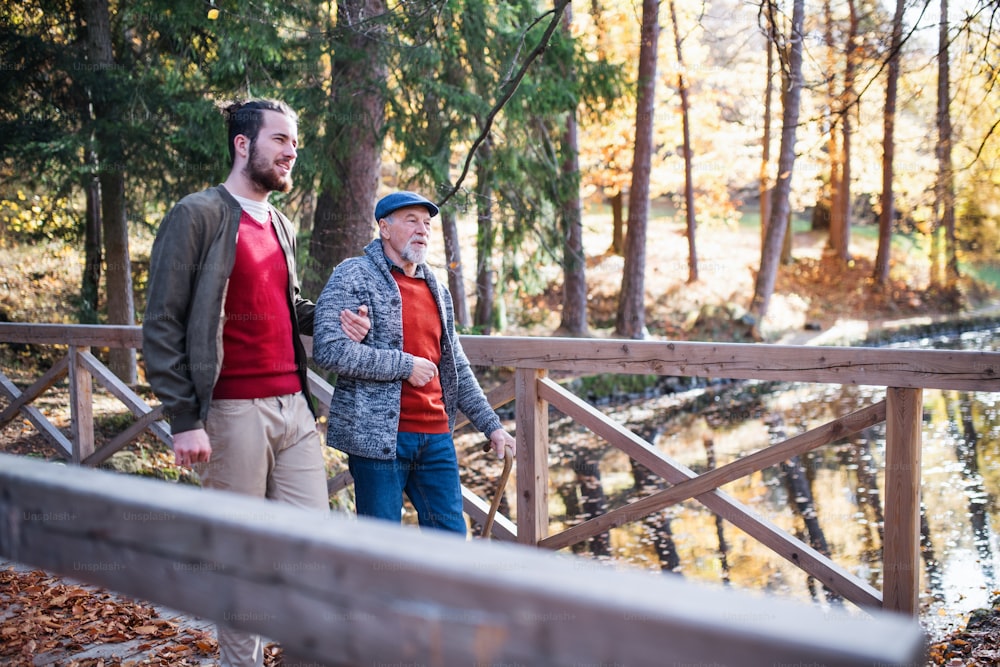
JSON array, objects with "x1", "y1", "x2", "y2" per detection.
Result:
[{"x1": 481, "y1": 443, "x2": 514, "y2": 539}]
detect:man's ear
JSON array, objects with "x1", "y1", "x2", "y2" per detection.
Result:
[{"x1": 233, "y1": 134, "x2": 250, "y2": 159}]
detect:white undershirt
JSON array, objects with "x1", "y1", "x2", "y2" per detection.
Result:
[{"x1": 229, "y1": 192, "x2": 271, "y2": 225}]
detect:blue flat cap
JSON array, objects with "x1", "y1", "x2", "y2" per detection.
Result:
[{"x1": 374, "y1": 191, "x2": 440, "y2": 221}]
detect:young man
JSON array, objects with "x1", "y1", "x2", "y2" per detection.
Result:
[
  {"x1": 312, "y1": 190, "x2": 515, "y2": 535},
  {"x1": 142, "y1": 99, "x2": 367, "y2": 667}
]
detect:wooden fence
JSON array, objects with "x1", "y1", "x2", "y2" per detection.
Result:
[{"x1": 2, "y1": 321, "x2": 998, "y2": 645}]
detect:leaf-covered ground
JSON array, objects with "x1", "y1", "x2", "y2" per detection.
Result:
[
  {"x1": 927, "y1": 602, "x2": 1000, "y2": 666},
  {"x1": 0, "y1": 564, "x2": 288, "y2": 666}
]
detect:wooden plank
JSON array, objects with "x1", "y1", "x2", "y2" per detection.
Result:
[
  {"x1": 4, "y1": 322, "x2": 996, "y2": 392},
  {"x1": 534, "y1": 378, "x2": 882, "y2": 609},
  {"x1": 306, "y1": 368, "x2": 333, "y2": 413},
  {"x1": 883, "y1": 387, "x2": 923, "y2": 615},
  {"x1": 82, "y1": 405, "x2": 166, "y2": 467},
  {"x1": 455, "y1": 378, "x2": 515, "y2": 431},
  {"x1": 540, "y1": 376, "x2": 886, "y2": 550},
  {"x1": 516, "y1": 368, "x2": 548, "y2": 545},
  {"x1": 327, "y1": 469, "x2": 353, "y2": 495},
  {"x1": 462, "y1": 335, "x2": 1000, "y2": 391},
  {"x1": 77, "y1": 350, "x2": 171, "y2": 446},
  {"x1": 0, "y1": 322, "x2": 143, "y2": 348},
  {"x1": 462, "y1": 484, "x2": 517, "y2": 541},
  {"x1": 0, "y1": 370, "x2": 74, "y2": 457},
  {"x1": 0, "y1": 454, "x2": 926, "y2": 667},
  {"x1": 0, "y1": 356, "x2": 68, "y2": 427},
  {"x1": 68, "y1": 347, "x2": 94, "y2": 463},
  {"x1": 325, "y1": 470, "x2": 517, "y2": 542}
]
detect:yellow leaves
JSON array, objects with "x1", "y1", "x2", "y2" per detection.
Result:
[{"x1": 1, "y1": 191, "x2": 76, "y2": 240}]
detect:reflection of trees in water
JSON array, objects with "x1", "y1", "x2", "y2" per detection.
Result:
[
  {"x1": 702, "y1": 434, "x2": 731, "y2": 585},
  {"x1": 551, "y1": 431, "x2": 611, "y2": 558},
  {"x1": 542, "y1": 366, "x2": 1000, "y2": 609},
  {"x1": 920, "y1": 508, "x2": 944, "y2": 600},
  {"x1": 946, "y1": 390, "x2": 996, "y2": 586},
  {"x1": 848, "y1": 426, "x2": 885, "y2": 586},
  {"x1": 767, "y1": 414, "x2": 840, "y2": 605}
]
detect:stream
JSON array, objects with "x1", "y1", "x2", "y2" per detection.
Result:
[{"x1": 500, "y1": 322, "x2": 1000, "y2": 645}]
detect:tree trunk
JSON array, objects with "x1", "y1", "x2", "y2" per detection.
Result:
[
  {"x1": 934, "y1": 0, "x2": 960, "y2": 292},
  {"x1": 874, "y1": 0, "x2": 906, "y2": 286},
  {"x1": 80, "y1": 0, "x2": 136, "y2": 383},
  {"x1": 80, "y1": 166, "x2": 102, "y2": 324},
  {"x1": 441, "y1": 208, "x2": 471, "y2": 329},
  {"x1": 100, "y1": 171, "x2": 137, "y2": 383},
  {"x1": 749, "y1": 0, "x2": 805, "y2": 335},
  {"x1": 837, "y1": 0, "x2": 858, "y2": 263},
  {"x1": 668, "y1": 0, "x2": 697, "y2": 285},
  {"x1": 557, "y1": 3, "x2": 589, "y2": 337},
  {"x1": 473, "y1": 135, "x2": 496, "y2": 334},
  {"x1": 823, "y1": 0, "x2": 845, "y2": 260},
  {"x1": 306, "y1": 0, "x2": 387, "y2": 296},
  {"x1": 759, "y1": 13, "x2": 774, "y2": 250},
  {"x1": 615, "y1": 0, "x2": 660, "y2": 339}
]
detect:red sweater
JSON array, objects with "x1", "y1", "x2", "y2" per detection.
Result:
[
  {"x1": 212, "y1": 211, "x2": 301, "y2": 399},
  {"x1": 392, "y1": 271, "x2": 449, "y2": 433}
]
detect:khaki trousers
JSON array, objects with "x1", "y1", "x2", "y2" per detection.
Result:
[{"x1": 201, "y1": 392, "x2": 329, "y2": 667}]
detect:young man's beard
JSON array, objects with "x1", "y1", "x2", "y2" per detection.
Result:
[{"x1": 246, "y1": 142, "x2": 292, "y2": 194}]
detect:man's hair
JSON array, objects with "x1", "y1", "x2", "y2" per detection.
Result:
[{"x1": 222, "y1": 99, "x2": 298, "y2": 165}]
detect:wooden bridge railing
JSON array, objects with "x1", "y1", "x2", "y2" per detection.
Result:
[
  {"x1": 3, "y1": 322, "x2": 999, "y2": 620},
  {"x1": 461, "y1": 335, "x2": 1000, "y2": 617},
  {"x1": 0, "y1": 453, "x2": 926, "y2": 666}
]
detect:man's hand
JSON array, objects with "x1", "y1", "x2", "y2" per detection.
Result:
[
  {"x1": 172, "y1": 428, "x2": 212, "y2": 467},
  {"x1": 488, "y1": 428, "x2": 516, "y2": 460},
  {"x1": 340, "y1": 304, "x2": 370, "y2": 343},
  {"x1": 407, "y1": 356, "x2": 438, "y2": 387}
]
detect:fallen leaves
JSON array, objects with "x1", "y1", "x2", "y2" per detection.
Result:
[
  {"x1": 928, "y1": 603, "x2": 1000, "y2": 666},
  {"x1": 0, "y1": 565, "x2": 284, "y2": 666}
]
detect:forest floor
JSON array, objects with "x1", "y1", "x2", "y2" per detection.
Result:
[{"x1": 2, "y1": 217, "x2": 1000, "y2": 665}]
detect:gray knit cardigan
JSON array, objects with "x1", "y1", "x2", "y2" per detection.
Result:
[{"x1": 312, "y1": 239, "x2": 503, "y2": 460}]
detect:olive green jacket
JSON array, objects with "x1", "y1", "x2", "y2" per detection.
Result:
[{"x1": 142, "y1": 185, "x2": 315, "y2": 434}]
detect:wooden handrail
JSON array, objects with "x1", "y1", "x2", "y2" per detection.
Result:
[
  {"x1": 0, "y1": 453, "x2": 927, "y2": 666},
  {"x1": 4, "y1": 321, "x2": 1000, "y2": 618},
  {"x1": 461, "y1": 335, "x2": 1000, "y2": 391}
]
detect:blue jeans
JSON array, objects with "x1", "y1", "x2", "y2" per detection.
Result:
[{"x1": 348, "y1": 431, "x2": 467, "y2": 535}]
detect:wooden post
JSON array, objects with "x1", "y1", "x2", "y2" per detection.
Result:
[
  {"x1": 883, "y1": 386, "x2": 923, "y2": 615},
  {"x1": 68, "y1": 346, "x2": 95, "y2": 463},
  {"x1": 515, "y1": 368, "x2": 548, "y2": 544}
]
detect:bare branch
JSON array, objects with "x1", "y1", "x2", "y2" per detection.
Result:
[{"x1": 436, "y1": 0, "x2": 572, "y2": 209}]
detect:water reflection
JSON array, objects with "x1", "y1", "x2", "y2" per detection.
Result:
[{"x1": 536, "y1": 325, "x2": 1000, "y2": 642}]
